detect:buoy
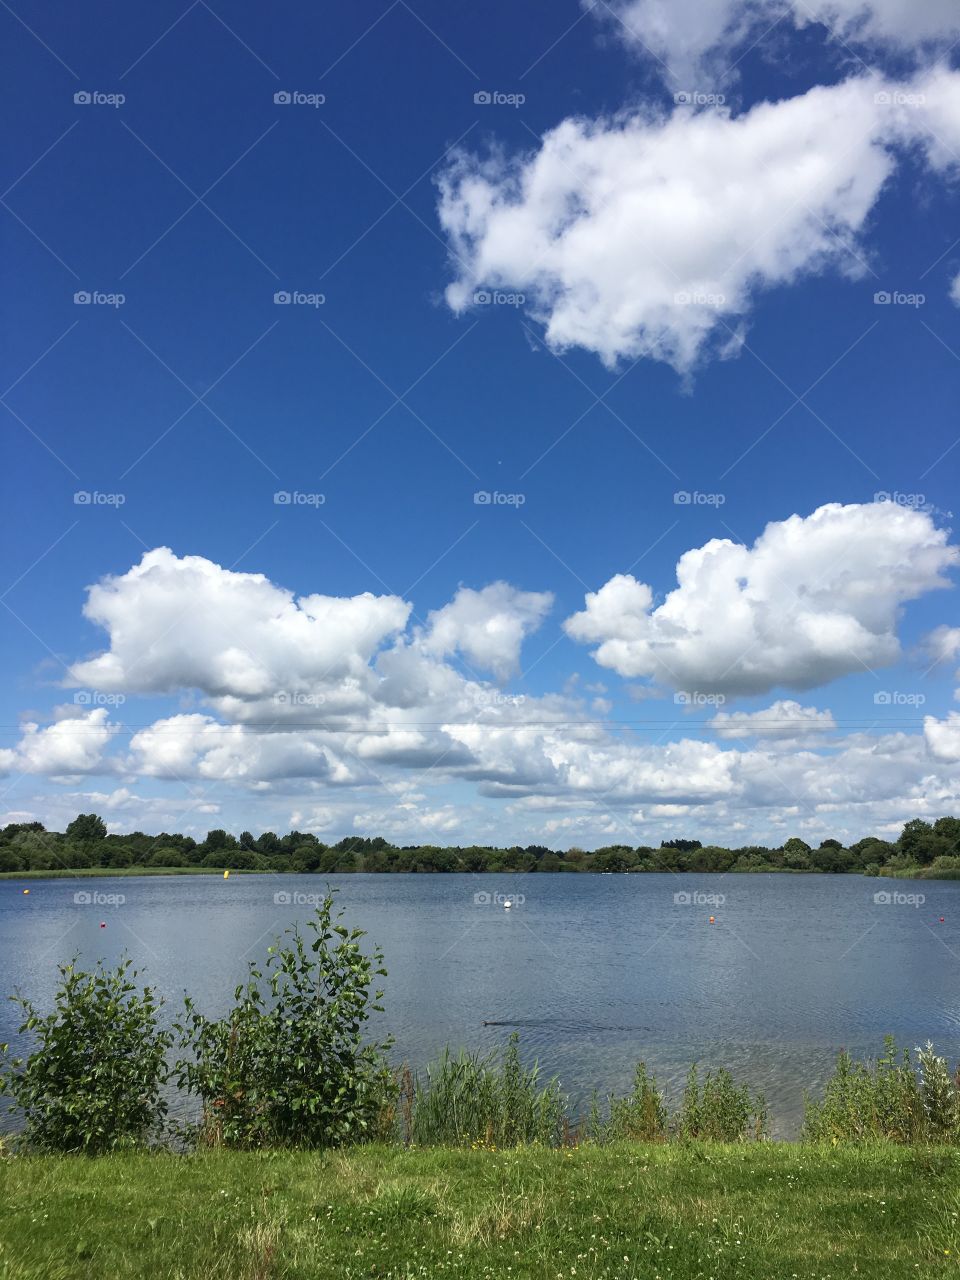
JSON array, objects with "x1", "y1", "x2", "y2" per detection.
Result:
[
  {"x1": 940, "y1": 917, "x2": 945, "y2": 923},
  {"x1": 100, "y1": 922, "x2": 106, "y2": 929},
  {"x1": 503, "y1": 899, "x2": 512, "y2": 909},
  {"x1": 22, "y1": 888, "x2": 29, "y2": 895},
  {"x1": 223, "y1": 869, "x2": 230, "y2": 879},
  {"x1": 709, "y1": 916, "x2": 715, "y2": 924}
]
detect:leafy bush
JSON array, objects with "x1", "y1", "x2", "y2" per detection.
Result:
[
  {"x1": 406, "y1": 1035, "x2": 566, "y2": 1148},
  {"x1": 174, "y1": 894, "x2": 393, "y2": 1148},
  {"x1": 587, "y1": 1061, "x2": 668, "y2": 1142},
  {"x1": 0, "y1": 958, "x2": 172, "y2": 1153},
  {"x1": 802, "y1": 1037, "x2": 933, "y2": 1142},
  {"x1": 674, "y1": 1063, "x2": 768, "y2": 1141}
]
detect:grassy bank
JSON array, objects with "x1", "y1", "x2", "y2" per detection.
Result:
[{"x1": 0, "y1": 1142, "x2": 956, "y2": 1279}]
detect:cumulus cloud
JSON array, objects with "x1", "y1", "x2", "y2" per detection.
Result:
[
  {"x1": 0, "y1": 709, "x2": 117, "y2": 778},
  {"x1": 69, "y1": 547, "x2": 412, "y2": 707},
  {"x1": 594, "y1": 0, "x2": 960, "y2": 87},
  {"x1": 420, "y1": 582, "x2": 553, "y2": 680},
  {"x1": 709, "y1": 699, "x2": 837, "y2": 740},
  {"x1": 437, "y1": 68, "x2": 960, "y2": 371},
  {"x1": 925, "y1": 712, "x2": 960, "y2": 762},
  {"x1": 565, "y1": 502, "x2": 959, "y2": 695}
]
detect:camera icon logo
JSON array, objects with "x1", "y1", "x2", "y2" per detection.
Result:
[
  {"x1": 274, "y1": 91, "x2": 292, "y2": 104},
  {"x1": 74, "y1": 890, "x2": 92, "y2": 904},
  {"x1": 874, "y1": 291, "x2": 891, "y2": 305},
  {"x1": 274, "y1": 491, "x2": 292, "y2": 504},
  {"x1": 74, "y1": 91, "x2": 91, "y2": 105},
  {"x1": 474, "y1": 91, "x2": 492, "y2": 105},
  {"x1": 673, "y1": 490, "x2": 691, "y2": 504},
  {"x1": 74, "y1": 291, "x2": 92, "y2": 305},
  {"x1": 874, "y1": 90, "x2": 892, "y2": 105},
  {"x1": 873, "y1": 890, "x2": 892, "y2": 905},
  {"x1": 473, "y1": 891, "x2": 492, "y2": 905},
  {"x1": 73, "y1": 491, "x2": 91, "y2": 504},
  {"x1": 673, "y1": 891, "x2": 692, "y2": 905},
  {"x1": 273, "y1": 891, "x2": 292, "y2": 904},
  {"x1": 274, "y1": 290, "x2": 291, "y2": 304},
  {"x1": 873, "y1": 691, "x2": 891, "y2": 705},
  {"x1": 474, "y1": 290, "x2": 491, "y2": 305}
]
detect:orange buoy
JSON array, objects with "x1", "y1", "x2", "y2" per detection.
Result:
[{"x1": 709, "y1": 916, "x2": 715, "y2": 924}]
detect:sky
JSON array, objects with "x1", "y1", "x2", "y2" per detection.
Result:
[{"x1": 2, "y1": 0, "x2": 960, "y2": 849}]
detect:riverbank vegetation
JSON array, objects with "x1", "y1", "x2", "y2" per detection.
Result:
[{"x1": 3, "y1": 812, "x2": 960, "y2": 879}]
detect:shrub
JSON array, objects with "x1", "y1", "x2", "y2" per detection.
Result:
[
  {"x1": 174, "y1": 894, "x2": 393, "y2": 1149},
  {"x1": 802, "y1": 1037, "x2": 930, "y2": 1142},
  {"x1": 587, "y1": 1061, "x2": 668, "y2": 1143},
  {"x1": 406, "y1": 1035, "x2": 566, "y2": 1148},
  {"x1": 0, "y1": 958, "x2": 172, "y2": 1153},
  {"x1": 674, "y1": 1063, "x2": 767, "y2": 1141}
]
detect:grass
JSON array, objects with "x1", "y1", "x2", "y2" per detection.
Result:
[{"x1": 0, "y1": 1142, "x2": 958, "y2": 1278}]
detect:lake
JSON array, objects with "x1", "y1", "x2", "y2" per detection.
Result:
[{"x1": 2, "y1": 871, "x2": 957, "y2": 1137}]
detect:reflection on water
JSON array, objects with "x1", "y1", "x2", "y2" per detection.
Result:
[{"x1": 2, "y1": 871, "x2": 958, "y2": 1137}]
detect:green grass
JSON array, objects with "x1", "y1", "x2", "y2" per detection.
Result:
[{"x1": 0, "y1": 1142, "x2": 957, "y2": 1278}]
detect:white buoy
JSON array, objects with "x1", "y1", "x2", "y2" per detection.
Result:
[{"x1": 503, "y1": 899, "x2": 512, "y2": 909}]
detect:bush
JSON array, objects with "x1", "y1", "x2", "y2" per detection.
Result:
[
  {"x1": 406, "y1": 1035, "x2": 566, "y2": 1148},
  {"x1": 802, "y1": 1037, "x2": 931, "y2": 1142},
  {"x1": 587, "y1": 1061, "x2": 668, "y2": 1142},
  {"x1": 674, "y1": 1063, "x2": 768, "y2": 1141},
  {"x1": 174, "y1": 894, "x2": 393, "y2": 1148},
  {"x1": 0, "y1": 958, "x2": 172, "y2": 1153}
]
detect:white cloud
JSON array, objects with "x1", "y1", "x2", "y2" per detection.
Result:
[
  {"x1": 951, "y1": 272, "x2": 960, "y2": 306},
  {"x1": 925, "y1": 712, "x2": 960, "y2": 762},
  {"x1": 420, "y1": 582, "x2": 553, "y2": 680},
  {"x1": 70, "y1": 547, "x2": 411, "y2": 707},
  {"x1": 438, "y1": 69, "x2": 960, "y2": 371},
  {"x1": 710, "y1": 699, "x2": 837, "y2": 740},
  {"x1": 565, "y1": 502, "x2": 958, "y2": 695},
  {"x1": 595, "y1": 0, "x2": 960, "y2": 87},
  {"x1": 0, "y1": 709, "x2": 117, "y2": 778}
]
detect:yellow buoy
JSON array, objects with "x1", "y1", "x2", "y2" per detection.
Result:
[
  {"x1": 223, "y1": 869, "x2": 230, "y2": 879},
  {"x1": 23, "y1": 888, "x2": 30, "y2": 895}
]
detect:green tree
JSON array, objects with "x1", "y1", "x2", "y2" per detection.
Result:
[{"x1": 65, "y1": 813, "x2": 107, "y2": 843}]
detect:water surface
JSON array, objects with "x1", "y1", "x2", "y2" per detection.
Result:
[{"x1": 2, "y1": 871, "x2": 956, "y2": 1136}]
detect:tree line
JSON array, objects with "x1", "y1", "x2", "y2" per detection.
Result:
[{"x1": 2, "y1": 813, "x2": 959, "y2": 878}]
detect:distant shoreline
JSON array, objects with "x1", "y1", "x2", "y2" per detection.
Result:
[{"x1": 3, "y1": 865, "x2": 957, "y2": 882}]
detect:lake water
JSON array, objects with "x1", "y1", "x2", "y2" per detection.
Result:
[{"x1": 2, "y1": 871, "x2": 958, "y2": 1137}]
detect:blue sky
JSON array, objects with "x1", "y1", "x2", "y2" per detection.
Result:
[{"x1": 3, "y1": 0, "x2": 960, "y2": 847}]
